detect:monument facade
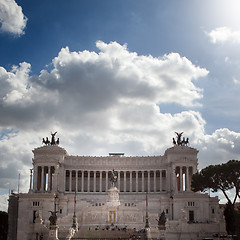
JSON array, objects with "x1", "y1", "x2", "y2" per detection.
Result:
[{"x1": 8, "y1": 133, "x2": 226, "y2": 239}]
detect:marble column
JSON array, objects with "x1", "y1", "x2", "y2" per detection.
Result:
[
  {"x1": 124, "y1": 171, "x2": 126, "y2": 192},
  {"x1": 142, "y1": 171, "x2": 144, "y2": 192},
  {"x1": 160, "y1": 170, "x2": 162, "y2": 192},
  {"x1": 130, "y1": 171, "x2": 132, "y2": 192},
  {"x1": 33, "y1": 166, "x2": 38, "y2": 191},
  {"x1": 100, "y1": 171, "x2": 102, "y2": 192},
  {"x1": 154, "y1": 170, "x2": 156, "y2": 192},
  {"x1": 47, "y1": 166, "x2": 51, "y2": 192},
  {"x1": 136, "y1": 171, "x2": 138, "y2": 193},
  {"x1": 165, "y1": 169, "x2": 169, "y2": 192},
  {"x1": 76, "y1": 171, "x2": 79, "y2": 192},
  {"x1": 81, "y1": 171, "x2": 84, "y2": 192},
  {"x1": 117, "y1": 171, "x2": 120, "y2": 190},
  {"x1": 69, "y1": 170, "x2": 72, "y2": 192},
  {"x1": 94, "y1": 171, "x2": 96, "y2": 192},
  {"x1": 87, "y1": 171, "x2": 90, "y2": 193},
  {"x1": 29, "y1": 168, "x2": 33, "y2": 191},
  {"x1": 172, "y1": 168, "x2": 176, "y2": 193},
  {"x1": 186, "y1": 167, "x2": 189, "y2": 191},
  {"x1": 180, "y1": 167, "x2": 183, "y2": 192},
  {"x1": 148, "y1": 171, "x2": 150, "y2": 193},
  {"x1": 41, "y1": 166, "x2": 44, "y2": 191},
  {"x1": 106, "y1": 171, "x2": 108, "y2": 190}
]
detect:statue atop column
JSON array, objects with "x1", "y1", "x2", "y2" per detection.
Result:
[
  {"x1": 42, "y1": 132, "x2": 60, "y2": 146},
  {"x1": 173, "y1": 132, "x2": 189, "y2": 146}
]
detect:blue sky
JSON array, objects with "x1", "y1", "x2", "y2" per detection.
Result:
[{"x1": 0, "y1": 0, "x2": 240, "y2": 210}]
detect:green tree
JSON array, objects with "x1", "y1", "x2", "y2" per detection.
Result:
[
  {"x1": 191, "y1": 160, "x2": 240, "y2": 236},
  {"x1": 0, "y1": 211, "x2": 8, "y2": 240},
  {"x1": 191, "y1": 160, "x2": 240, "y2": 205}
]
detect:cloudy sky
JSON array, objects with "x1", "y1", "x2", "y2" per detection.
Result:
[{"x1": 0, "y1": 0, "x2": 240, "y2": 211}]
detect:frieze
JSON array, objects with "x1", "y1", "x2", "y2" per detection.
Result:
[
  {"x1": 64, "y1": 156, "x2": 165, "y2": 168},
  {"x1": 33, "y1": 159, "x2": 60, "y2": 165},
  {"x1": 33, "y1": 156, "x2": 60, "y2": 161},
  {"x1": 169, "y1": 157, "x2": 198, "y2": 164}
]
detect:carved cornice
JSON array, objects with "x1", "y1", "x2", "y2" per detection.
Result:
[
  {"x1": 33, "y1": 145, "x2": 68, "y2": 156},
  {"x1": 165, "y1": 145, "x2": 198, "y2": 155}
]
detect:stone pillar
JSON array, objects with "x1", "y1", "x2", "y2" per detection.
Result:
[
  {"x1": 50, "y1": 166, "x2": 54, "y2": 191},
  {"x1": 117, "y1": 171, "x2": 120, "y2": 190},
  {"x1": 160, "y1": 170, "x2": 162, "y2": 192},
  {"x1": 172, "y1": 167, "x2": 177, "y2": 193},
  {"x1": 148, "y1": 171, "x2": 150, "y2": 193},
  {"x1": 63, "y1": 170, "x2": 66, "y2": 192},
  {"x1": 47, "y1": 166, "x2": 51, "y2": 192},
  {"x1": 87, "y1": 171, "x2": 90, "y2": 192},
  {"x1": 94, "y1": 171, "x2": 96, "y2": 192},
  {"x1": 81, "y1": 171, "x2": 84, "y2": 192},
  {"x1": 186, "y1": 167, "x2": 189, "y2": 191},
  {"x1": 106, "y1": 171, "x2": 108, "y2": 190},
  {"x1": 76, "y1": 171, "x2": 79, "y2": 192},
  {"x1": 130, "y1": 171, "x2": 132, "y2": 192},
  {"x1": 154, "y1": 170, "x2": 156, "y2": 192},
  {"x1": 180, "y1": 167, "x2": 183, "y2": 192},
  {"x1": 124, "y1": 171, "x2": 126, "y2": 192},
  {"x1": 136, "y1": 171, "x2": 138, "y2": 193},
  {"x1": 55, "y1": 166, "x2": 60, "y2": 192},
  {"x1": 41, "y1": 166, "x2": 44, "y2": 191},
  {"x1": 33, "y1": 165, "x2": 38, "y2": 191},
  {"x1": 100, "y1": 171, "x2": 102, "y2": 192},
  {"x1": 69, "y1": 170, "x2": 72, "y2": 192},
  {"x1": 29, "y1": 168, "x2": 33, "y2": 192},
  {"x1": 142, "y1": 171, "x2": 144, "y2": 192},
  {"x1": 165, "y1": 169, "x2": 169, "y2": 192}
]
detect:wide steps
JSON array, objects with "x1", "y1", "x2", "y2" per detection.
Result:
[{"x1": 71, "y1": 228, "x2": 147, "y2": 239}]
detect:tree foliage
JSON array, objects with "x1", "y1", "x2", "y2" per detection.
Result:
[
  {"x1": 191, "y1": 160, "x2": 240, "y2": 205},
  {"x1": 0, "y1": 211, "x2": 8, "y2": 240}
]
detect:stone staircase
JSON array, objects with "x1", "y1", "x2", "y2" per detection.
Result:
[{"x1": 71, "y1": 227, "x2": 147, "y2": 239}]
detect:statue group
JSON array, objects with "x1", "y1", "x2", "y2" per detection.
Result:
[
  {"x1": 42, "y1": 132, "x2": 60, "y2": 146},
  {"x1": 173, "y1": 132, "x2": 189, "y2": 146}
]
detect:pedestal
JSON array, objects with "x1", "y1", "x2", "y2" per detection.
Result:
[
  {"x1": 48, "y1": 225, "x2": 59, "y2": 240},
  {"x1": 106, "y1": 187, "x2": 120, "y2": 207},
  {"x1": 158, "y1": 229, "x2": 166, "y2": 240},
  {"x1": 146, "y1": 227, "x2": 152, "y2": 239}
]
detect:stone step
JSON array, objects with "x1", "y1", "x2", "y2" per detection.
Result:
[{"x1": 71, "y1": 228, "x2": 147, "y2": 239}]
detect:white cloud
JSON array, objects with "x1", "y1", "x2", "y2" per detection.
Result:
[
  {"x1": 233, "y1": 76, "x2": 240, "y2": 84},
  {"x1": 0, "y1": 194, "x2": 9, "y2": 212},
  {"x1": 206, "y1": 27, "x2": 240, "y2": 44},
  {"x1": 0, "y1": 41, "x2": 208, "y2": 130},
  {"x1": 224, "y1": 56, "x2": 230, "y2": 63},
  {"x1": 197, "y1": 128, "x2": 240, "y2": 169},
  {"x1": 0, "y1": 0, "x2": 27, "y2": 35}
]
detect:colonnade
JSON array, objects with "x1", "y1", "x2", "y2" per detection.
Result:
[
  {"x1": 65, "y1": 170, "x2": 167, "y2": 193},
  {"x1": 32, "y1": 165, "x2": 194, "y2": 193},
  {"x1": 174, "y1": 166, "x2": 193, "y2": 192},
  {"x1": 33, "y1": 166, "x2": 55, "y2": 192}
]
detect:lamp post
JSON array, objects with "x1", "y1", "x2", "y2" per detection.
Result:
[
  {"x1": 29, "y1": 168, "x2": 33, "y2": 192},
  {"x1": 145, "y1": 192, "x2": 150, "y2": 229}
]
